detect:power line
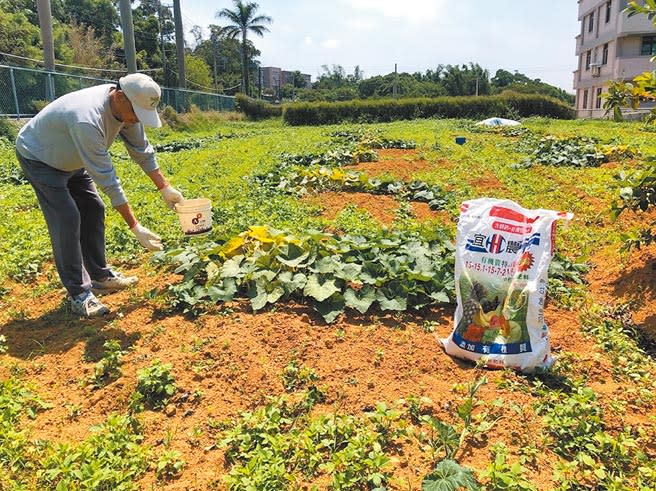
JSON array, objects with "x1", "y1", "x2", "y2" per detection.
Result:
[
  {"x1": 0, "y1": 51, "x2": 161, "y2": 73},
  {"x1": 167, "y1": 67, "x2": 235, "y2": 93}
]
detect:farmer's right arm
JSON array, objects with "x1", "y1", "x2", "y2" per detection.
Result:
[{"x1": 120, "y1": 125, "x2": 184, "y2": 209}]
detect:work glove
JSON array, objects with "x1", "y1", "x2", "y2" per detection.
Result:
[
  {"x1": 159, "y1": 185, "x2": 184, "y2": 210},
  {"x1": 130, "y1": 223, "x2": 163, "y2": 251}
]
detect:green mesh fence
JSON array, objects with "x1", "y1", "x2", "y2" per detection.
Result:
[{"x1": 0, "y1": 65, "x2": 234, "y2": 117}]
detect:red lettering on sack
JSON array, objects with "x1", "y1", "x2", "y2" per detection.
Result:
[
  {"x1": 492, "y1": 221, "x2": 532, "y2": 235},
  {"x1": 489, "y1": 206, "x2": 540, "y2": 224}
]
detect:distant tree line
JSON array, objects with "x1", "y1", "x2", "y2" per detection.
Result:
[
  {"x1": 290, "y1": 64, "x2": 574, "y2": 104},
  {"x1": 0, "y1": 0, "x2": 573, "y2": 105}
]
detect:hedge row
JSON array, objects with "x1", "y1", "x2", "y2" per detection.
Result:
[
  {"x1": 282, "y1": 93, "x2": 575, "y2": 125},
  {"x1": 235, "y1": 93, "x2": 282, "y2": 120}
]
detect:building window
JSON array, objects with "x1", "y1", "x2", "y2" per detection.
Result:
[
  {"x1": 605, "y1": 1, "x2": 612, "y2": 23},
  {"x1": 596, "y1": 88, "x2": 603, "y2": 109},
  {"x1": 586, "y1": 51, "x2": 591, "y2": 70},
  {"x1": 588, "y1": 12, "x2": 594, "y2": 32},
  {"x1": 641, "y1": 36, "x2": 656, "y2": 56},
  {"x1": 583, "y1": 89, "x2": 589, "y2": 109},
  {"x1": 602, "y1": 43, "x2": 609, "y2": 65}
]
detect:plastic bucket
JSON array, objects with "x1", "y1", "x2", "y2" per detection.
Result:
[
  {"x1": 175, "y1": 198, "x2": 212, "y2": 236},
  {"x1": 455, "y1": 136, "x2": 467, "y2": 145}
]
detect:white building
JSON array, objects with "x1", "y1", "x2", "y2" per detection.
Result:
[{"x1": 574, "y1": 0, "x2": 656, "y2": 118}]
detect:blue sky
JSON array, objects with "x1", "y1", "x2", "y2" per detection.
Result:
[{"x1": 177, "y1": 0, "x2": 580, "y2": 92}]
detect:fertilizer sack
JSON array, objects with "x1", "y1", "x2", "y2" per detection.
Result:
[{"x1": 441, "y1": 198, "x2": 572, "y2": 372}]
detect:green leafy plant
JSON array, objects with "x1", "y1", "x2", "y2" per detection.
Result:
[
  {"x1": 612, "y1": 165, "x2": 656, "y2": 249},
  {"x1": 156, "y1": 450, "x2": 185, "y2": 480},
  {"x1": 219, "y1": 386, "x2": 396, "y2": 490},
  {"x1": 517, "y1": 136, "x2": 606, "y2": 168},
  {"x1": 156, "y1": 225, "x2": 454, "y2": 322},
  {"x1": 422, "y1": 459, "x2": 480, "y2": 491},
  {"x1": 133, "y1": 360, "x2": 177, "y2": 411},
  {"x1": 282, "y1": 359, "x2": 319, "y2": 391},
  {"x1": 281, "y1": 359, "x2": 325, "y2": 407},
  {"x1": 38, "y1": 414, "x2": 149, "y2": 491},
  {"x1": 419, "y1": 378, "x2": 494, "y2": 463},
  {"x1": 478, "y1": 443, "x2": 536, "y2": 491},
  {"x1": 403, "y1": 394, "x2": 433, "y2": 424},
  {"x1": 236, "y1": 93, "x2": 282, "y2": 119},
  {"x1": 90, "y1": 339, "x2": 126, "y2": 388},
  {"x1": 547, "y1": 253, "x2": 589, "y2": 307}
]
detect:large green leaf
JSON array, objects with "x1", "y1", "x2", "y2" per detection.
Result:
[
  {"x1": 249, "y1": 286, "x2": 269, "y2": 311},
  {"x1": 421, "y1": 459, "x2": 479, "y2": 491},
  {"x1": 407, "y1": 270, "x2": 435, "y2": 282},
  {"x1": 278, "y1": 271, "x2": 307, "y2": 294},
  {"x1": 360, "y1": 261, "x2": 387, "y2": 285},
  {"x1": 376, "y1": 282, "x2": 408, "y2": 311},
  {"x1": 344, "y1": 286, "x2": 376, "y2": 314},
  {"x1": 314, "y1": 293, "x2": 345, "y2": 323},
  {"x1": 311, "y1": 256, "x2": 340, "y2": 274},
  {"x1": 221, "y1": 255, "x2": 245, "y2": 278},
  {"x1": 207, "y1": 278, "x2": 237, "y2": 302},
  {"x1": 303, "y1": 275, "x2": 340, "y2": 302},
  {"x1": 377, "y1": 293, "x2": 407, "y2": 311},
  {"x1": 334, "y1": 263, "x2": 362, "y2": 281},
  {"x1": 277, "y1": 243, "x2": 311, "y2": 268},
  {"x1": 430, "y1": 291, "x2": 451, "y2": 304}
]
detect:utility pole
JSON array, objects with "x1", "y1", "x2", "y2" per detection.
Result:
[
  {"x1": 213, "y1": 49, "x2": 218, "y2": 91},
  {"x1": 118, "y1": 0, "x2": 138, "y2": 73},
  {"x1": 36, "y1": 0, "x2": 55, "y2": 100},
  {"x1": 258, "y1": 67, "x2": 262, "y2": 99},
  {"x1": 158, "y1": 1, "x2": 167, "y2": 83},
  {"x1": 475, "y1": 77, "x2": 479, "y2": 96},
  {"x1": 393, "y1": 63, "x2": 398, "y2": 98},
  {"x1": 36, "y1": 0, "x2": 55, "y2": 72},
  {"x1": 173, "y1": 0, "x2": 186, "y2": 88}
]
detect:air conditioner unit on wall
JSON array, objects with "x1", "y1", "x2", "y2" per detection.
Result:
[{"x1": 591, "y1": 64, "x2": 601, "y2": 77}]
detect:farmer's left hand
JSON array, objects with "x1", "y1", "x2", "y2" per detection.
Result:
[{"x1": 160, "y1": 185, "x2": 184, "y2": 210}]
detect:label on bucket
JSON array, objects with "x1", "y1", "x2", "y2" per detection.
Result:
[
  {"x1": 185, "y1": 212, "x2": 212, "y2": 235},
  {"x1": 176, "y1": 199, "x2": 213, "y2": 236}
]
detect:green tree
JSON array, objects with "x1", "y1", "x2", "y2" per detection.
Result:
[
  {"x1": 193, "y1": 26, "x2": 260, "y2": 93},
  {"x1": 0, "y1": 8, "x2": 40, "y2": 58},
  {"x1": 59, "y1": 0, "x2": 118, "y2": 48},
  {"x1": 290, "y1": 70, "x2": 307, "y2": 88},
  {"x1": 216, "y1": 0, "x2": 272, "y2": 95},
  {"x1": 131, "y1": 0, "x2": 174, "y2": 74},
  {"x1": 314, "y1": 64, "x2": 349, "y2": 89},
  {"x1": 184, "y1": 54, "x2": 212, "y2": 90}
]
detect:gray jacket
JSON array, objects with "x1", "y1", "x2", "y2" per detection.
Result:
[{"x1": 16, "y1": 84, "x2": 158, "y2": 207}]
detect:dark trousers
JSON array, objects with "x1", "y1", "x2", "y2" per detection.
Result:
[{"x1": 16, "y1": 152, "x2": 112, "y2": 297}]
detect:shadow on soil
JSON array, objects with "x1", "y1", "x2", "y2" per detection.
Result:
[{"x1": 1, "y1": 299, "x2": 145, "y2": 360}]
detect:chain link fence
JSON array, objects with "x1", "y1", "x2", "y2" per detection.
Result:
[{"x1": 0, "y1": 64, "x2": 234, "y2": 118}]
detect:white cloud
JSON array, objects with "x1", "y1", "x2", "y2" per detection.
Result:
[
  {"x1": 304, "y1": 36, "x2": 313, "y2": 45},
  {"x1": 344, "y1": 0, "x2": 446, "y2": 23},
  {"x1": 346, "y1": 18, "x2": 378, "y2": 31},
  {"x1": 321, "y1": 39, "x2": 339, "y2": 49}
]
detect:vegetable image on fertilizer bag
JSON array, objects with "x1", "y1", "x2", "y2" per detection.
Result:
[{"x1": 441, "y1": 198, "x2": 572, "y2": 372}]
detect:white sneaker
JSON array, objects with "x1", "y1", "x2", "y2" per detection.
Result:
[
  {"x1": 91, "y1": 272, "x2": 138, "y2": 293},
  {"x1": 70, "y1": 291, "x2": 110, "y2": 317}
]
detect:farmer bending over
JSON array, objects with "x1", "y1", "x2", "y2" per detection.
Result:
[{"x1": 15, "y1": 73, "x2": 184, "y2": 317}]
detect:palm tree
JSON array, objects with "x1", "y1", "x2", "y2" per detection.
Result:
[{"x1": 216, "y1": 0, "x2": 272, "y2": 95}]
